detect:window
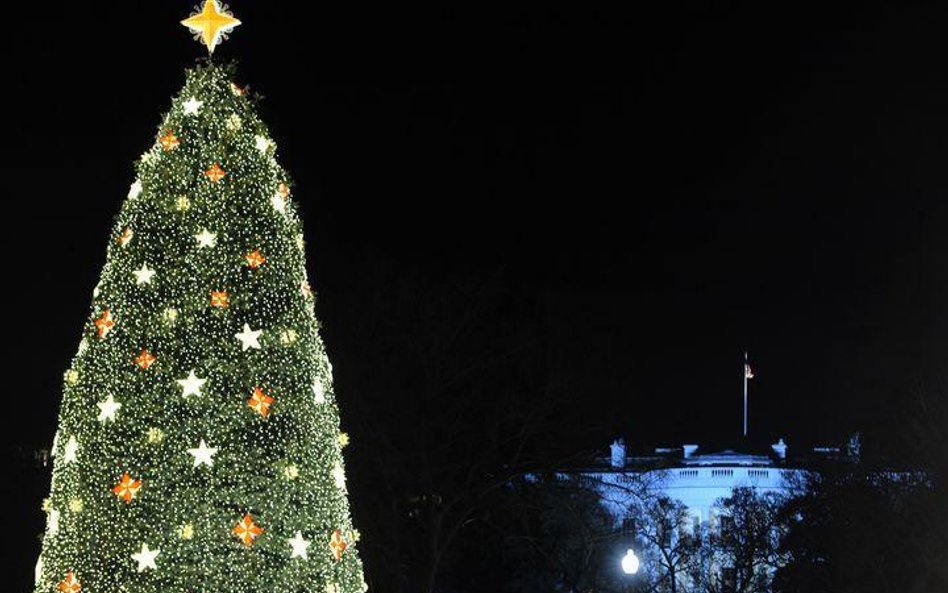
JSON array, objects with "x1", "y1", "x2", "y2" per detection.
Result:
[
  {"x1": 659, "y1": 524, "x2": 672, "y2": 548},
  {"x1": 721, "y1": 567, "x2": 737, "y2": 593},
  {"x1": 719, "y1": 515, "x2": 734, "y2": 538}
]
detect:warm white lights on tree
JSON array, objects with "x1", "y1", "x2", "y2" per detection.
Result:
[{"x1": 32, "y1": 6, "x2": 367, "y2": 591}]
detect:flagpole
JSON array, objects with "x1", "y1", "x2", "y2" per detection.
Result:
[{"x1": 743, "y1": 351, "x2": 748, "y2": 438}]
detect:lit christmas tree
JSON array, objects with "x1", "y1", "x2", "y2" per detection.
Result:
[{"x1": 33, "y1": 3, "x2": 366, "y2": 592}]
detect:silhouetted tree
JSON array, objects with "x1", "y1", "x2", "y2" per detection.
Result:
[
  {"x1": 773, "y1": 466, "x2": 934, "y2": 593},
  {"x1": 497, "y1": 474, "x2": 625, "y2": 593},
  {"x1": 626, "y1": 494, "x2": 701, "y2": 593},
  {"x1": 900, "y1": 381, "x2": 948, "y2": 591},
  {"x1": 771, "y1": 383, "x2": 948, "y2": 593},
  {"x1": 325, "y1": 255, "x2": 570, "y2": 593},
  {"x1": 700, "y1": 487, "x2": 783, "y2": 593}
]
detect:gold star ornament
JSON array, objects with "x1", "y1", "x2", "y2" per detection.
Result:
[{"x1": 181, "y1": 0, "x2": 241, "y2": 54}]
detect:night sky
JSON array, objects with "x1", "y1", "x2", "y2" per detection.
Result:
[{"x1": 5, "y1": 1, "x2": 948, "y2": 490}]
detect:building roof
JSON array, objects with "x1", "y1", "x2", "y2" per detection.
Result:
[
  {"x1": 681, "y1": 449, "x2": 775, "y2": 467},
  {"x1": 595, "y1": 436, "x2": 863, "y2": 473}
]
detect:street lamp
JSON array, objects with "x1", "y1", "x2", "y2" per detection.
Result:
[{"x1": 621, "y1": 549, "x2": 640, "y2": 575}]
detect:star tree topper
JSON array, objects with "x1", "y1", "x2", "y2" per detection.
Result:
[{"x1": 181, "y1": 0, "x2": 241, "y2": 54}]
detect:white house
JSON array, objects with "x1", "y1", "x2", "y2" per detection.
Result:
[
  {"x1": 567, "y1": 437, "x2": 861, "y2": 591},
  {"x1": 587, "y1": 438, "x2": 805, "y2": 529}
]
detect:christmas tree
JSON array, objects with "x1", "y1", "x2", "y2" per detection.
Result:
[{"x1": 34, "y1": 3, "x2": 366, "y2": 592}]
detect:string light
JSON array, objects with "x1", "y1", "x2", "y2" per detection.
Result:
[{"x1": 33, "y1": 63, "x2": 367, "y2": 593}]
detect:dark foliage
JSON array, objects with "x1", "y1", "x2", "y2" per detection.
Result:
[{"x1": 324, "y1": 254, "x2": 575, "y2": 593}]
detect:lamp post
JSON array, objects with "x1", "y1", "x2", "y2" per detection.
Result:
[
  {"x1": 621, "y1": 548, "x2": 642, "y2": 593},
  {"x1": 621, "y1": 548, "x2": 640, "y2": 575}
]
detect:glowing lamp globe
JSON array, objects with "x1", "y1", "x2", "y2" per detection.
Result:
[{"x1": 621, "y1": 549, "x2": 640, "y2": 575}]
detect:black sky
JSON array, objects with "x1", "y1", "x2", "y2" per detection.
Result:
[{"x1": 5, "y1": 3, "x2": 948, "y2": 459}]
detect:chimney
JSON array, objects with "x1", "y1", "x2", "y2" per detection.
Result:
[
  {"x1": 610, "y1": 439, "x2": 626, "y2": 469},
  {"x1": 771, "y1": 438, "x2": 788, "y2": 460},
  {"x1": 683, "y1": 444, "x2": 699, "y2": 459},
  {"x1": 846, "y1": 433, "x2": 861, "y2": 463}
]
